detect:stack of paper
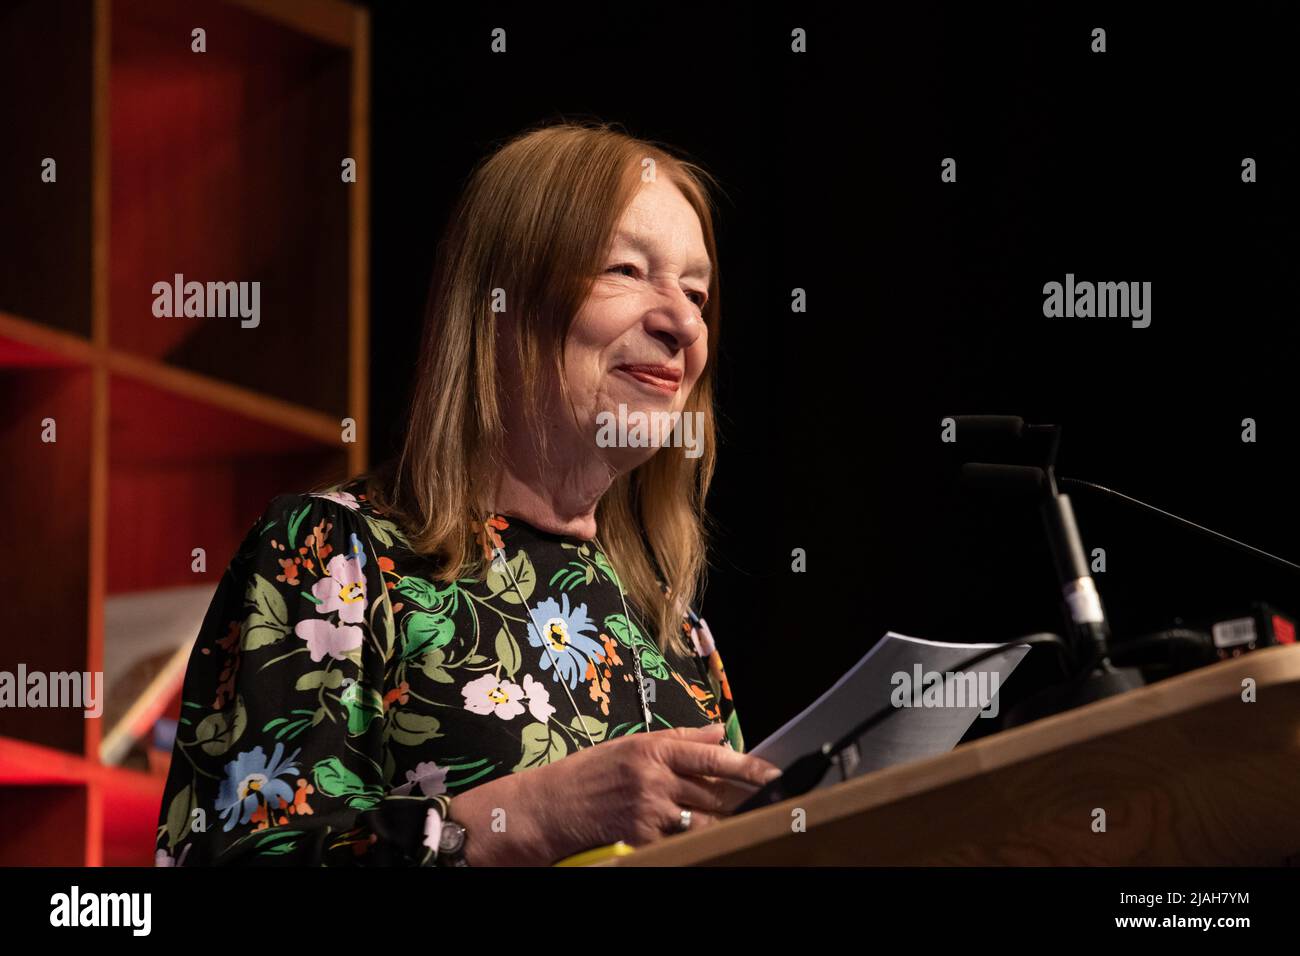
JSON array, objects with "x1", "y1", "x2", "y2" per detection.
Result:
[{"x1": 746, "y1": 632, "x2": 1030, "y2": 792}]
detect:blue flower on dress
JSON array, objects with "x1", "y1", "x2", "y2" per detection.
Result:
[
  {"x1": 216, "y1": 742, "x2": 302, "y2": 832},
  {"x1": 348, "y1": 531, "x2": 367, "y2": 570},
  {"x1": 525, "y1": 594, "x2": 604, "y2": 689}
]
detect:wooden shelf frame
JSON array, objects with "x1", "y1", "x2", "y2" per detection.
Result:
[{"x1": 0, "y1": 0, "x2": 370, "y2": 866}]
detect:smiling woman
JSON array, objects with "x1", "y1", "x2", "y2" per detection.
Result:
[{"x1": 152, "y1": 120, "x2": 780, "y2": 868}]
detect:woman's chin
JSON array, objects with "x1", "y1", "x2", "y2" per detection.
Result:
[
  {"x1": 597, "y1": 443, "x2": 660, "y2": 473},
  {"x1": 593, "y1": 403, "x2": 690, "y2": 467}
]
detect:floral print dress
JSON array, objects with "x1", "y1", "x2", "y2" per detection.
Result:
[{"x1": 153, "y1": 476, "x2": 743, "y2": 866}]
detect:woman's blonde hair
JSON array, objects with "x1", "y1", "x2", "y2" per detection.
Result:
[{"x1": 366, "y1": 119, "x2": 723, "y2": 658}]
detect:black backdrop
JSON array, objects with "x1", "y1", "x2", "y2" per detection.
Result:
[{"x1": 362, "y1": 1, "x2": 1297, "y2": 746}]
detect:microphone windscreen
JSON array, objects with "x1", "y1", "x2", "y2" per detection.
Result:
[
  {"x1": 950, "y1": 415, "x2": 1026, "y2": 439},
  {"x1": 961, "y1": 462, "x2": 1046, "y2": 495}
]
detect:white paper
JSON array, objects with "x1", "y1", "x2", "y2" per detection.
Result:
[{"x1": 745, "y1": 632, "x2": 1029, "y2": 792}]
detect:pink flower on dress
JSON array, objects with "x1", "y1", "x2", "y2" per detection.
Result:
[
  {"x1": 310, "y1": 491, "x2": 360, "y2": 510},
  {"x1": 295, "y1": 619, "x2": 364, "y2": 662},
  {"x1": 311, "y1": 553, "x2": 367, "y2": 624},
  {"x1": 520, "y1": 672, "x2": 556, "y2": 722},
  {"x1": 461, "y1": 673, "x2": 527, "y2": 720},
  {"x1": 155, "y1": 844, "x2": 191, "y2": 867},
  {"x1": 391, "y1": 760, "x2": 449, "y2": 797}
]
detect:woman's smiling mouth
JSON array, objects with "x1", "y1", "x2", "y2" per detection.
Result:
[{"x1": 615, "y1": 364, "x2": 682, "y2": 394}]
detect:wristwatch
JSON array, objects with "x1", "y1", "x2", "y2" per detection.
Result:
[{"x1": 436, "y1": 817, "x2": 470, "y2": 867}]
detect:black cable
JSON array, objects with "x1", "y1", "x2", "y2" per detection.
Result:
[
  {"x1": 1109, "y1": 628, "x2": 1213, "y2": 670},
  {"x1": 1058, "y1": 476, "x2": 1300, "y2": 574}
]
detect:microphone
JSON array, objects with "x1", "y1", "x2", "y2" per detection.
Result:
[
  {"x1": 960, "y1": 462, "x2": 1045, "y2": 496},
  {"x1": 961, "y1": 461, "x2": 1112, "y2": 672},
  {"x1": 953, "y1": 418, "x2": 1146, "y2": 726},
  {"x1": 949, "y1": 415, "x2": 1026, "y2": 440}
]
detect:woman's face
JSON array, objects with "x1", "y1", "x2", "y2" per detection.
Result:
[{"x1": 564, "y1": 177, "x2": 712, "y2": 469}]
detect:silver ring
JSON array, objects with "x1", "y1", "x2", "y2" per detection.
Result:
[{"x1": 677, "y1": 809, "x2": 692, "y2": 832}]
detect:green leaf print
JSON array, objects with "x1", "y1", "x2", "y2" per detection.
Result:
[
  {"x1": 494, "y1": 626, "x2": 522, "y2": 678},
  {"x1": 263, "y1": 709, "x2": 317, "y2": 742},
  {"x1": 394, "y1": 576, "x2": 458, "y2": 614},
  {"x1": 362, "y1": 512, "x2": 407, "y2": 548},
  {"x1": 241, "y1": 574, "x2": 290, "y2": 649},
  {"x1": 419, "y1": 647, "x2": 454, "y2": 683},
  {"x1": 194, "y1": 696, "x2": 247, "y2": 756},
  {"x1": 286, "y1": 503, "x2": 312, "y2": 549},
  {"x1": 164, "y1": 784, "x2": 197, "y2": 847},
  {"x1": 312, "y1": 756, "x2": 365, "y2": 794},
  {"x1": 605, "y1": 614, "x2": 669, "y2": 680},
  {"x1": 570, "y1": 715, "x2": 607, "y2": 743},
  {"x1": 403, "y1": 611, "x2": 456, "y2": 659},
  {"x1": 725, "y1": 710, "x2": 745, "y2": 753},
  {"x1": 603, "y1": 613, "x2": 649, "y2": 649},
  {"x1": 636, "y1": 645, "x2": 670, "y2": 681},
  {"x1": 484, "y1": 550, "x2": 536, "y2": 604},
  {"x1": 294, "y1": 669, "x2": 344, "y2": 691},
  {"x1": 513, "y1": 720, "x2": 568, "y2": 771},
  {"x1": 252, "y1": 831, "x2": 306, "y2": 855},
  {"x1": 591, "y1": 550, "x2": 619, "y2": 586},
  {"x1": 312, "y1": 756, "x2": 384, "y2": 809},
  {"x1": 369, "y1": 592, "x2": 396, "y2": 660},
  {"x1": 340, "y1": 682, "x2": 384, "y2": 735},
  {"x1": 386, "y1": 710, "x2": 443, "y2": 747},
  {"x1": 548, "y1": 562, "x2": 586, "y2": 592}
]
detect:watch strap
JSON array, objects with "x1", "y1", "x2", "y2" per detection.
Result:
[{"x1": 432, "y1": 794, "x2": 469, "y2": 866}]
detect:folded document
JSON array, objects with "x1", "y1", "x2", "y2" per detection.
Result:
[{"x1": 747, "y1": 632, "x2": 1030, "y2": 792}]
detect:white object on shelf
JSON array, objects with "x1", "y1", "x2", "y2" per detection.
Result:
[{"x1": 100, "y1": 583, "x2": 219, "y2": 765}]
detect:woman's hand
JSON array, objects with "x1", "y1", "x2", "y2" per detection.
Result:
[{"x1": 445, "y1": 724, "x2": 782, "y2": 866}]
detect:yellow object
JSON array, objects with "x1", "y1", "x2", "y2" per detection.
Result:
[{"x1": 552, "y1": 841, "x2": 636, "y2": 866}]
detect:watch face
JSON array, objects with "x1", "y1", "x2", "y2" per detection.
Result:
[{"x1": 439, "y1": 822, "x2": 466, "y2": 854}]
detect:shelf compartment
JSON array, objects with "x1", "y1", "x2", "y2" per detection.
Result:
[
  {"x1": 109, "y1": 0, "x2": 355, "y2": 417},
  {"x1": 107, "y1": 371, "x2": 348, "y2": 595},
  {"x1": 0, "y1": 366, "x2": 93, "y2": 755},
  {"x1": 0, "y1": 0, "x2": 95, "y2": 338}
]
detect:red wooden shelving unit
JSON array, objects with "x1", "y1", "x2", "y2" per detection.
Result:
[{"x1": 0, "y1": 0, "x2": 369, "y2": 866}]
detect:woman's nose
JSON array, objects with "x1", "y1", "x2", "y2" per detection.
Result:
[{"x1": 644, "y1": 287, "x2": 705, "y2": 352}]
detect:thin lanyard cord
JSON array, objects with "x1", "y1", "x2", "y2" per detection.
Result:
[
  {"x1": 592, "y1": 534, "x2": 656, "y2": 734},
  {"x1": 492, "y1": 535, "x2": 654, "y2": 748},
  {"x1": 493, "y1": 546, "x2": 599, "y2": 749}
]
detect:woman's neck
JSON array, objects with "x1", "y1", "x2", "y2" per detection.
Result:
[{"x1": 489, "y1": 452, "x2": 614, "y2": 541}]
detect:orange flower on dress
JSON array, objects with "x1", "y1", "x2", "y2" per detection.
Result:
[
  {"x1": 306, "y1": 518, "x2": 335, "y2": 566},
  {"x1": 710, "y1": 654, "x2": 734, "y2": 702},
  {"x1": 672, "y1": 670, "x2": 719, "y2": 720},
  {"x1": 289, "y1": 778, "x2": 315, "y2": 817},
  {"x1": 584, "y1": 656, "x2": 612, "y2": 716},
  {"x1": 383, "y1": 681, "x2": 410, "y2": 711},
  {"x1": 476, "y1": 515, "x2": 509, "y2": 560},
  {"x1": 249, "y1": 800, "x2": 273, "y2": 830},
  {"x1": 275, "y1": 556, "x2": 301, "y2": 586},
  {"x1": 597, "y1": 632, "x2": 624, "y2": 669}
]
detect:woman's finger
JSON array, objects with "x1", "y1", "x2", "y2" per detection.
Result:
[{"x1": 667, "y1": 775, "x2": 728, "y2": 815}]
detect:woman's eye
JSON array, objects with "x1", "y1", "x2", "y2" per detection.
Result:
[{"x1": 607, "y1": 264, "x2": 706, "y2": 308}]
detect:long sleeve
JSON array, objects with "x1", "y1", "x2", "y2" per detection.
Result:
[
  {"x1": 154, "y1": 492, "x2": 449, "y2": 866},
  {"x1": 711, "y1": 648, "x2": 745, "y2": 754},
  {"x1": 686, "y1": 615, "x2": 745, "y2": 754}
]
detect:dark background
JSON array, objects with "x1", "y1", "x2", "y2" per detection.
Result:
[{"x1": 362, "y1": 1, "x2": 1297, "y2": 747}]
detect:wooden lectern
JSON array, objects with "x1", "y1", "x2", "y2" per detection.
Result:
[{"x1": 602, "y1": 645, "x2": 1300, "y2": 865}]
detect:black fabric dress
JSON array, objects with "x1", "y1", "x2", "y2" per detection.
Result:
[{"x1": 153, "y1": 475, "x2": 744, "y2": 866}]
